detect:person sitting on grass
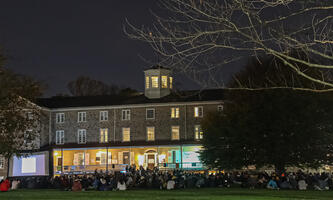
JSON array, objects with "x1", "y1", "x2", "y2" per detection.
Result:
[
  {"x1": 11, "y1": 179, "x2": 20, "y2": 190},
  {"x1": 0, "y1": 178, "x2": 10, "y2": 192},
  {"x1": 72, "y1": 179, "x2": 82, "y2": 192},
  {"x1": 117, "y1": 178, "x2": 127, "y2": 191},
  {"x1": 267, "y1": 177, "x2": 279, "y2": 190}
]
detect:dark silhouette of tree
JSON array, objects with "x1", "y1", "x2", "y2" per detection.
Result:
[
  {"x1": 67, "y1": 76, "x2": 138, "y2": 97},
  {"x1": 201, "y1": 89, "x2": 333, "y2": 172},
  {"x1": 0, "y1": 50, "x2": 45, "y2": 158}
]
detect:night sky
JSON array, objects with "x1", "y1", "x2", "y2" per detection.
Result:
[{"x1": 0, "y1": 0, "x2": 171, "y2": 97}]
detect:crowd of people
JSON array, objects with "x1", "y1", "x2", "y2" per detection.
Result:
[{"x1": 1, "y1": 165, "x2": 333, "y2": 192}]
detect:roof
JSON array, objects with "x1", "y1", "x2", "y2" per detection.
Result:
[{"x1": 36, "y1": 89, "x2": 224, "y2": 109}]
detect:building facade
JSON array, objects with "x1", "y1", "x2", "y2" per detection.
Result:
[{"x1": 7, "y1": 67, "x2": 224, "y2": 177}]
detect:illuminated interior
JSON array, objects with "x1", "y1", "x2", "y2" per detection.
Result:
[{"x1": 53, "y1": 145, "x2": 203, "y2": 175}]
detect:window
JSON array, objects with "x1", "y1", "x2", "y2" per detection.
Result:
[
  {"x1": 122, "y1": 110, "x2": 131, "y2": 121},
  {"x1": 147, "y1": 127, "x2": 155, "y2": 141},
  {"x1": 218, "y1": 105, "x2": 224, "y2": 112},
  {"x1": 161, "y1": 76, "x2": 168, "y2": 88},
  {"x1": 171, "y1": 107, "x2": 179, "y2": 118},
  {"x1": 146, "y1": 76, "x2": 150, "y2": 89},
  {"x1": 169, "y1": 77, "x2": 173, "y2": 89},
  {"x1": 100, "y1": 111, "x2": 108, "y2": 121},
  {"x1": 194, "y1": 106, "x2": 203, "y2": 118},
  {"x1": 56, "y1": 113, "x2": 65, "y2": 123},
  {"x1": 151, "y1": 76, "x2": 159, "y2": 88},
  {"x1": 171, "y1": 126, "x2": 180, "y2": 140},
  {"x1": 100, "y1": 128, "x2": 108, "y2": 143},
  {"x1": 194, "y1": 125, "x2": 203, "y2": 140},
  {"x1": 0, "y1": 157, "x2": 4, "y2": 169},
  {"x1": 78, "y1": 112, "x2": 86, "y2": 122},
  {"x1": 24, "y1": 130, "x2": 33, "y2": 144},
  {"x1": 78, "y1": 129, "x2": 87, "y2": 144},
  {"x1": 122, "y1": 128, "x2": 130, "y2": 142},
  {"x1": 146, "y1": 108, "x2": 155, "y2": 120},
  {"x1": 56, "y1": 130, "x2": 65, "y2": 145},
  {"x1": 26, "y1": 112, "x2": 33, "y2": 120}
]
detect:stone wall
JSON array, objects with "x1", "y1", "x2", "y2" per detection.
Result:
[{"x1": 50, "y1": 102, "x2": 223, "y2": 145}]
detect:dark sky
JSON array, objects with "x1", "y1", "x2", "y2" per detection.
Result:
[{"x1": 0, "y1": 0, "x2": 176, "y2": 97}]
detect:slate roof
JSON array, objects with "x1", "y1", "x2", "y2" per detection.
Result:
[{"x1": 36, "y1": 89, "x2": 224, "y2": 109}]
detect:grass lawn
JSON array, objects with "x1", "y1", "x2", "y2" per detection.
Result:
[{"x1": 0, "y1": 188, "x2": 332, "y2": 200}]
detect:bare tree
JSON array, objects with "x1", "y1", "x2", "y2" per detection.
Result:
[{"x1": 125, "y1": 0, "x2": 333, "y2": 91}]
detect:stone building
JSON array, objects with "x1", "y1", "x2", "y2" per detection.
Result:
[{"x1": 7, "y1": 66, "x2": 224, "y2": 177}]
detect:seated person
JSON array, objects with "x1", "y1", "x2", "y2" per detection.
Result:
[{"x1": 0, "y1": 179, "x2": 10, "y2": 192}]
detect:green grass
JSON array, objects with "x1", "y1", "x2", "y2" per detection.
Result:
[{"x1": 0, "y1": 188, "x2": 332, "y2": 200}]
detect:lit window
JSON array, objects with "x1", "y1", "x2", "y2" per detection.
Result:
[
  {"x1": 100, "y1": 111, "x2": 108, "y2": 121},
  {"x1": 194, "y1": 106, "x2": 203, "y2": 118},
  {"x1": 161, "y1": 76, "x2": 168, "y2": 88},
  {"x1": 122, "y1": 110, "x2": 131, "y2": 120},
  {"x1": 147, "y1": 127, "x2": 155, "y2": 141},
  {"x1": 56, "y1": 113, "x2": 65, "y2": 123},
  {"x1": 171, "y1": 126, "x2": 180, "y2": 140},
  {"x1": 169, "y1": 77, "x2": 173, "y2": 89},
  {"x1": 146, "y1": 108, "x2": 155, "y2": 120},
  {"x1": 78, "y1": 112, "x2": 87, "y2": 122},
  {"x1": 122, "y1": 128, "x2": 130, "y2": 142},
  {"x1": 56, "y1": 130, "x2": 64, "y2": 145},
  {"x1": 151, "y1": 76, "x2": 159, "y2": 88},
  {"x1": 171, "y1": 107, "x2": 179, "y2": 118},
  {"x1": 194, "y1": 125, "x2": 203, "y2": 140},
  {"x1": 0, "y1": 157, "x2": 4, "y2": 169},
  {"x1": 100, "y1": 128, "x2": 108, "y2": 143},
  {"x1": 146, "y1": 76, "x2": 150, "y2": 89},
  {"x1": 78, "y1": 129, "x2": 87, "y2": 144},
  {"x1": 218, "y1": 105, "x2": 224, "y2": 112}
]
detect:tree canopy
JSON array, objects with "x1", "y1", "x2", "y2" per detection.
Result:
[
  {"x1": 0, "y1": 51, "x2": 44, "y2": 158},
  {"x1": 67, "y1": 76, "x2": 138, "y2": 97},
  {"x1": 126, "y1": 0, "x2": 333, "y2": 91},
  {"x1": 201, "y1": 89, "x2": 333, "y2": 172}
]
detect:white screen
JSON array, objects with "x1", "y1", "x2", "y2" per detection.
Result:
[{"x1": 22, "y1": 157, "x2": 36, "y2": 173}]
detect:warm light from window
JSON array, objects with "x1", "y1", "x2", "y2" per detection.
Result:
[
  {"x1": 171, "y1": 126, "x2": 180, "y2": 140},
  {"x1": 169, "y1": 77, "x2": 173, "y2": 89},
  {"x1": 146, "y1": 76, "x2": 150, "y2": 89},
  {"x1": 122, "y1": 128, "x2": 130, "y2": 142},
  {"x1": 152, "y1": 76, "x2": 159, "y2": 88},
  {"x1": 162, "y1": 76, "x2": 168, "y2": 88},
  {"x1": 100, "y1": 128, "x2": 108, "y2": 143},
  {"x1": 171, "y1": 107, "x2": 179, "y2": 118},
  {"x1": 147, "y1": 127, "x2": 155, "y2": 141}
]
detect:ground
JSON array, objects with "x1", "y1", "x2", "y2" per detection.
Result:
[{"x1": 1, "y1": 188, "x2": 333, "y2": 200}]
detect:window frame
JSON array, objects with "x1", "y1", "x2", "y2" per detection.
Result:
[
  {"x1": 100, "y1": 111, "x2": 108, "y2": 121},
  {"x1": 146, "y1": 108, "x2": 155, "y2": 120},
  {"x1": 99, "y1": 128, "x2": 108, "y2": 143},
  {"x1": 56, "y1": 130, "x2": 65, "y2": 145},
  {"x1": 171, "y1": 126, "x2": 180, "y2": 141},
  {"x1": 0, "y1": 157, "x2": 4, "y2": 169},
  {"x1": 194, "y1": 125, "x2": 203, "y2": 140},
  {"x1": 78, "y1": 112, "x2": 87, "y2": 122},
  {"x1": 145, "y1": 76, "x2": 150, "y2": 89},
  {"x1": 122, "y1": 127, "x2": 131, "y2": 142},
  {"x1": 77, "y1": 129, "x2": 87, "y2": 144},
  {"x1": 217, "y1": 105, "x2": 224, "y2": 112},
  {"x1": 171, "y1": 107, "x2": 180, "y2": 119},
  {"x1": 121, "y1": 109, "x2": 131, "y2": 121},
  {"x1": 161, "y1": 76, "x2": 168, "y2": 88},
  {"x1": 146, "y1": 126, "x2": 155, "y2": 141},
  {"x1": 194, "y1": 106, "x2": 203, "y2": 118},
  {"x1": 151, "y1": 76, "x2": 159, "y2": 88},
  {"x1": 56, "y1": 113, "x2": 65, "y2": 124}
]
